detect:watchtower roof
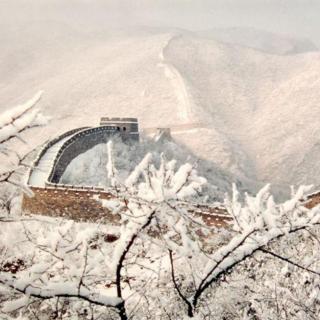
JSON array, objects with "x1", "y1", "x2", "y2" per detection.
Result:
[{"x1": 100, "y1": 117, "x2": 138, "y2": 125}]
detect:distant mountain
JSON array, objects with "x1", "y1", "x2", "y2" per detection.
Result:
[
  {"x1": 197, "y1": 27, "x2": 318, "y2": 55},
  {"x1": 1, "y1": 23, "x2": 320, "y2": 198}
]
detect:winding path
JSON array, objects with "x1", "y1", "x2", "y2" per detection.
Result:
[{"x1": 158, "y1": 35, "x2": 196, "y2": 123}]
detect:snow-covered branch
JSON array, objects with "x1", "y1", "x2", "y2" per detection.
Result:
[
  {"x1": 1, "y1": 121, "x2": 320, "y2": 319},
  {"x1": 0, "y1": 92, "x2": 47, "y2": 196},
  {"x1": 0, "y1": 219, "x2": 126, "y2": 318},
  {"x1": 0, "y1": 91, "x2": 46, "y2": 145},
  {"x1": 107, "y1": 141, "x2": 118, "y2": 187},
  {"x1": 0, "y1": 273, "x2": 122, "y2": 308},
  {"x1": 124, "y1": 152, "x2": 206, "y2": 202},
  {"x1": 169, "y1": 184, "x2": 320, "y2": 317}
]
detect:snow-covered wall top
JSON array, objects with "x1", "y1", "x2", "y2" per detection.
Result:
[{"x1": 28, "y1": 127, "x2": 89, "y2": 187}]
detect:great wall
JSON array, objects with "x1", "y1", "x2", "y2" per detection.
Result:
[{"x1": 22, "y1": 117, "x2": 320, "y2": 227}]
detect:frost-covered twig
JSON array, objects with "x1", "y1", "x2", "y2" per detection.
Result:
[
  {"x1": 260, "y1": 248, "x2": 320, "y2": 277},
  {"x1": 106, "y1": 140, "x2": 118, "y2": 187},
  {"x1": 0, "y1": 274, "x2": 122, "y2": 308},
  {"x1": 168, "y1": 184, "x2": 320, "y2": 317},
  {"x1": 114, "y1": 210, "x2": 156, "y2": 320},
  {"x1": 0, "y1": 92, "x2": 47, "y2": 198},
  {"x1": 0, "y1": 91, "x2": 46, "y2": 145},
  {"x1": 168, "y1": 249, "x2": 193, "y2": 316}
]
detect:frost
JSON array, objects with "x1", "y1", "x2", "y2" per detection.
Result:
[
  {"x1": 106, "y1": 140, "x2": 118, "y2": 187},
  {"x1": 125, "y1": 153, "x2": 152, "y2": 188},
  {"x1": 1, "y1": 92, "x2": 320, "y2": 319},
  {"x1": 0, "y1": 91, "x2": 46, "y2": 143},
  {"x1": 2, "y1": 296, "x2": 29, "y2": 313}
]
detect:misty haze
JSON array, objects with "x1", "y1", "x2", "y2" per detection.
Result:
[{"x1": 1, "y1": 1, "x2": 320, "y2": 320}]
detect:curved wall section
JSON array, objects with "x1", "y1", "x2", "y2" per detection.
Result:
[
  {"x1": 28, "y1": 127, "x2": 90, "y2": 186},
  {"x1": 33, "y1": 128, "x2": 89, "y2": 167},
  {"x1": 48, "y1": 126, "x2": 124, "y2": 183}
]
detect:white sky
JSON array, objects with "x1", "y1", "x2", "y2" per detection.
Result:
[{"x1": 1, "y1": 0, "x2": 320, "y2": 44}]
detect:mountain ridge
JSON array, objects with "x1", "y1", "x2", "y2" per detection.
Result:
[{"x1": 1, "y1": 25, "x2": 320, "y2": 198}]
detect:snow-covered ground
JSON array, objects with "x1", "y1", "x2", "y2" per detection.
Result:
[{"x1": 1, "y1": 9, "x2": 320, "y2": 199}]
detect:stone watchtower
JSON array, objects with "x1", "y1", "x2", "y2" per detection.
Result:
[{"x1": 100, "y1": 117, "x2": 139, "y2": 141}]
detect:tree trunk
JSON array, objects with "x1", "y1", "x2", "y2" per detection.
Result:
[
  {"x1": 118, "y1": 302, "x2": 128, "y2": 320},
  {"x1": 187, "y1": 305, "x2": 194, "y2": 317}
]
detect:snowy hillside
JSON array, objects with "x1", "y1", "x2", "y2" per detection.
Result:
[{"x1": 1, "y1": 20, "x2": 320, "y2": 198}]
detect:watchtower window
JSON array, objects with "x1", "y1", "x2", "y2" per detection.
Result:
[
  {"x1": 116, "y1": 126, "x2": 120, "y2": 131},
  {"x1": 123, "y1": 127, "x2": 126, "y2": 131}
]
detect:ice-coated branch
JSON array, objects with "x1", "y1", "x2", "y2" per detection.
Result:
[
  {"x1": 125, "y1": 153, "x2": 153, "y2": 188},
  {"x1": 0, "y1": 274, "x2": 122, "y2": 308},
  {"x1": 0, "y1": 219, "x2": 128, "y2": 319},
  {"x1": 114, "y1": 209, "x2": 156, "y2": 320},
  {"x1": 0, "y1": 91, "x2": 47, "y2": 145},
  {"x1": 106, "y1": 140, "x2": 118, "y2": 187},
  {"x1": 127, "y1": 155, "x2": 206, "y2": 202},
  {"x1": 0, "y1": 92, "x2": 47, "y2": 195},
  {"x1": 259, "y1": 248, "x2": 320, "y2": 277},
  {"x1": 169, "y1": 249, "x2": 193, "y2": 317},
  {"x1": 168, "y1": 184, "x2": 320, "y2": 317}
]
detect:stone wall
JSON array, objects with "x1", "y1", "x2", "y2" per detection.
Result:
[
  {"x1": 49, "y1": 127, "x2": 122, "y2": 183},
  {"x1": 22, "y1": 186, "x2": 121, "y2": 223},
  {"x1": 28, "y1": 123, "x2": 139, "y2": 186},
  {"x1": 22, "y1": 184, "x2": 320, "y2": 228},
  {"x1": 26, "y1": 127, "x2": 89, "y2": 185},
  {"x1": 190, "y1": 205, "x2": 233, "y2": 228},
  {"x1": 100, "y1": 117, "x2": 139, "y2": 140},
  {"x1": 22, "y1": 120, "x2": 234, "y2": 228},
  {"x1": 305, "y1": 192, "x2": 320, "y2": 209},
  {"x1": 22, "y1": 186, "x2": 232, "y2": 227}
]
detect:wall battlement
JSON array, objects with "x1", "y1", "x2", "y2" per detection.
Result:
[{"x1": 100, "y1": 117, "x2": 139, "y2": 140}]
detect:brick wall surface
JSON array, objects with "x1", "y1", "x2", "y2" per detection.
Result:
[
  {"x1": 305, "y1": 193, "x2": 320, "y2": 209},
  {"x1": 22, "y1": 186, "x2": 232, "y2": 227},
  {"x1": 23, "y1": 185, "x2": 320, "y2": 228},
  {"x1": 190, "y1": 205, "x2": 233, "y2": 228},
  {"x1": 22, "y1": 187, "x2": 121, "y2": 223},
  {"x1": 49, "y1": 128, "x2": 120, "y2": 183}
]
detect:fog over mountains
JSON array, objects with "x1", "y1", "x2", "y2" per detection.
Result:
[{"x1": 1, "y1": 1, "x2": 320, "y2": 199}]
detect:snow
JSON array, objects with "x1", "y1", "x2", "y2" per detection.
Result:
[
  {"x1": 106, "y1": 140, "x2": 118, "y2": 187},
  {"x1": 2, "y1": 4, "x2": 320, "y2": 318},
  {"x1": 61, "y1": 138, "x2": 223, "y2": 201},
  {"x1": 0, "y1": 273, "x2": 122, "y2": 307},
  {"x1": 158, "y1": 35, "x2": 196, "y2": 123},
  {"x1": 2, "y1": 296, "x2": 29, "y2": 313},
  {"x1": 197, "y1": 184, "x2": 320, "y2": 295},
  {"x1": 0, "y1": 91, "x2": 45, "y2": 143},
  {"x1": 100, "y1": 199, "x2": 123, "y2": 214},
  {"x1": 1, "y1": 8, "x2": 320, "y2": 200},
  {"x1": 0, "y1": 91, "x2": 42, "y2": 129},
  {"x1": 2, "y1": 156, "x2": 320, "y2": 319},
  {"x1": 125, "y1": 153, "x2": 153, "y2": 188}
]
